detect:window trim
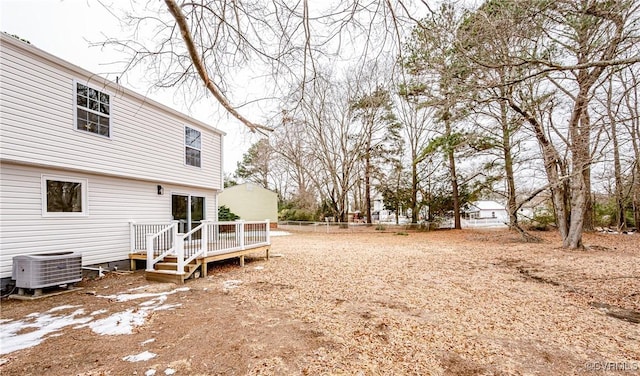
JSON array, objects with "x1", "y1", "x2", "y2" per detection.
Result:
[
  {"x1": 41, "y1": 175, "x2": 89, "y2": 217},
  {"x1": 184, "y1": 125, "x2": 202, "y2": 168},
  {"x1": 73, "y1": 79, "x2": 112, "y2": 139}
]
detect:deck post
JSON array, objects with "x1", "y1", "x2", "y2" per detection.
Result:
[
  {"x1": 176, "y1": 233, "x2": 185, "y2": 276},
  {"x1": 145, "y1": 234, "x2": 155, "y2": 271},
  {"x1": 265, "y1": 219, "x2": 271, "y2": 245},
  {"x1": 237, "y1": 220, "x2": 245, "y2": 250},
  {"x1": 201, "y1": 220, "x2": 209, "y2": 257},
  {"x1": 129, "y1": 220, "x2": 136, "y2": 253}
]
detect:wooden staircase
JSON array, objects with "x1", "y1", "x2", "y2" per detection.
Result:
[{"x1": 145, "y1": 256, "x2": 203, "y2": 284}]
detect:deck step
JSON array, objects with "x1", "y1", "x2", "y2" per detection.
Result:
[
  {"x1": 145, "y1": 269, "x2": 186, "y2": 284},
  {"x1": 161, "y1": 256, "x2": 201, "y2": 264},
  {"x1": 155, "y1": 262, "x2": 199, "y2": 272}
]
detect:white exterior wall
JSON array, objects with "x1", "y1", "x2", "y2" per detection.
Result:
[
  {"x1": 478, "y1": 209, "x2": 508, "y2": 220},
  {"x1": 0, "y1": 163, "x2": 218, "y2": 279},
  {"x1": 0, "y1": 35, "x2": 225, "y2": 281},
  {"x1": 0, "y1": 35, "x2": 223, "y2": 190}
]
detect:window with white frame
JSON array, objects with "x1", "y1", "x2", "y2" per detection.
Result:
[
  {"x1": 42, "y1": 175, "x2": 88, "y2": 216},
  {"x1": 76, "y1": 82, "x2": 110, "y2": 137},
  {"x1": 185, "y1": 126, "x2": 201, "y2": 167}
]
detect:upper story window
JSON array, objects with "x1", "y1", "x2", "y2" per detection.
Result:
[
  {"x1": 185, "y1": 126, "x2": 201, "y2": 167},
  {"x1": 75, "y1": 82, "x2": 110, "y2": 137}
]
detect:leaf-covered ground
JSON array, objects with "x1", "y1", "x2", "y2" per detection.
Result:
[{"x1": 1, "y1": 229, "x2": 638, "y2": 375}]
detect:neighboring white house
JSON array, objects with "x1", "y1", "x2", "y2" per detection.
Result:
[
  {"x1": 465, "y1": 200, "x2": 509, "y2": 221},
  {"x1": 0, "y1": 34, "x2": 224, "y2": 289},
  {"x1": 217, "y1": 183, "x2": 278, "y2": 227}
]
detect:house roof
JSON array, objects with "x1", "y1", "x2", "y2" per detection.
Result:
[
  {"x1": 469, "y1": 200, "x2": 506, "y2": 211},
  {"x1": 222, "y1": 183, "x2": 277, "y2": 195}
]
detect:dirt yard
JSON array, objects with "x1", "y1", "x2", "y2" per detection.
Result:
[{"x1": 1, "y1": 229, "x2": 638, "y2": 375}]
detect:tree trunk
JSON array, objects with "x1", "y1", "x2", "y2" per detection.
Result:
[
  {"x1": 411, "y1": 158, "x2": 419, "y2": 223},
  {"x1": 507, "y1": 99, "x2": 570, "y2": 239},
  {"x1": 500, "y1": 100, "x2": 518, "y2": 228},
  {"x1": 565, "y1": 88, "x2": 592, "y2": 249},
  {"x1": 365, "y1": 148, "x2": 372, "y2": 225},
  {"x1": 581, "y1": 110, "x2": 594, "y2": 232},
  {"x1": 610, "y1": 112, "x2": 625, "y2": 231},
  {"x1": 450, "y1": 149, "x2": 461, "y2": 230},
  {"x1": 445, "y1": 114, "x2": 461, "y2": 230},
  {"x1": 631, "y1": 123, "x2": 640, "y2": 230}
]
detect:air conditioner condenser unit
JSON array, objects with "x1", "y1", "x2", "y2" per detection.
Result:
[{"x1": 12, "y1": 252, "x2": 83, "y2": 292}]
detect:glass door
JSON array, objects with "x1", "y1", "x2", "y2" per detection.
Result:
[{"x1": 172, "y1": 194, "x2": 205, "y2": 236}]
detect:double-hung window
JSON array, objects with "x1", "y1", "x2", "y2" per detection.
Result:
[
  {"x1": 75, "y1": 82, "x2": 110, "y2": 137},
  {"x1": 185, "y1": 126, "x2": 202, "y2": 167},
  {"x1": 42, "y1": 175, "x2": 88, "y2": 217}
]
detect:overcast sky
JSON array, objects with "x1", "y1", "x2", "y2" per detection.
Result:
[{"x1": 1, "y1": 0, "x2": 258, "y2": 174}]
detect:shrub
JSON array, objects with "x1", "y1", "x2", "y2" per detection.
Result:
[
  {"x1": 218, "y1": 205, "x2": 240, "y2": 221},
  {"x1": 527, "y1": 212, "x2": 555, "y2": 231}
]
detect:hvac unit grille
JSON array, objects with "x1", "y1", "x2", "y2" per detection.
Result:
[{"x1": 12, "y1": 252, "x2": 83, "y2": 289}]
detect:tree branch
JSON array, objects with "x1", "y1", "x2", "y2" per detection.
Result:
[{"x1": 164, "y1": 0, "x2": 273, "y2": 133}]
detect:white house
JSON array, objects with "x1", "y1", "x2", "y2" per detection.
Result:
[
  {"x1": 0, "y1": 34, "x2": 225, "y2": 290},
  {"x1": 465, "y1": 200, "x2": 509, "y2": 221}
]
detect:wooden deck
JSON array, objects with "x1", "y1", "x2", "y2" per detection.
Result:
[{"x1": 129, "y1": 245, "x2": 271, "y2": 284}]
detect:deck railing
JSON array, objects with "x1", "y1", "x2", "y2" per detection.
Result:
[
  {"x1": 144, "y1": 223, "x2": 178, "y2": 271},
  {"x1": 130, "y1": 222, "x2": 175, "y2": 252},
  {"x1": 131, "y1": 220, "x2": 270, "y2": 274},
  {"x1": 205, "y1": 220, "x2": 270, "y2": 254}
]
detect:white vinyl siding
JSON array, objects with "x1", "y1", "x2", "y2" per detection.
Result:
[
  {"x1": 0, "y1": 163, "x2": 218, "y2": 279},
  {"x1": 0, "y1": 35, "x2": 223, "y2": 190}
]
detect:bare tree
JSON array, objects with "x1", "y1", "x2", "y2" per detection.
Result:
[
  {"x1": 597, "y1": 64, "x2": 640, "y2": 230},
  {"x1": 456, "y1": 0, "x2": 640, "y2": 248},
  {"x1": 292, "y1": 72, "x2": 362, "y2": 222},
  {"x1": 394, "y1": 91, "x2": 436, "y2": 223},
  {"x1": 272, "y1": 111, "x2": 318, "y2": 210}
]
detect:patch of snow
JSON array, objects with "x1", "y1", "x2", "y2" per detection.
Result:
[
  {"x1": 164, "y1": 368, "x2": 176, "y2": 375},
  {"x1": 83, "y1": 308, "x2": 148, "y2": 335},
  {"x1": 270, "y1": 231, "x2": 291, "y2": 236},
  {"x1": 145, "y1": 369, "x2": 157, "y2": 376},
  {"x1": 254, "y1": 266, "x2": 264, "y2": 270},
  {"x1": 48, "y1": 305, "x2": 81, "y2": 313},
  {"x1": 0, "y1": 310, "x2": 93, "y2": 355},
  {"x1": 122, "y1": 350, "x2": 156, "y2": 362},
  {"x1": 0, "y1": 358, "x2": 8, "y2": 366},
  {"x1": 97, "y1": 287, "x2": 189, "y2": 302},
  {"x1": 1, "y1": 286, "x2": 190, "y2": 355},
  {"x1": 222, "y1": 280, "x2": 243, "y2": 290},
  {"x1": 140, "y1": 295, "x2": 167, "y2": 306},
  {"x1": 141, "y1": 338, "x2": 155, "y2": 345}
]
